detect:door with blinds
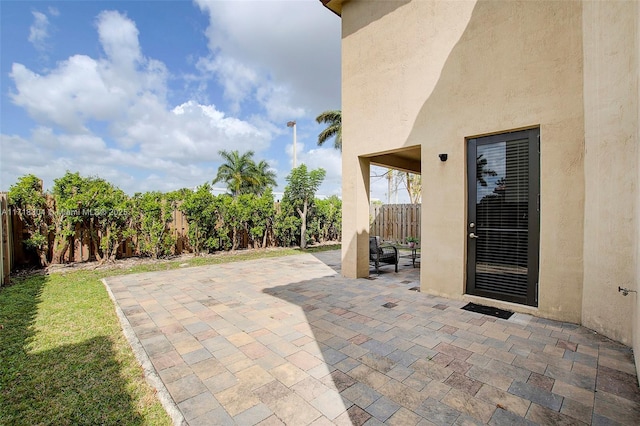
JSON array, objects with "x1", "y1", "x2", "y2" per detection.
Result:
[{"x1": 466, "y1": 128, "x2": 540, "y2": 306}]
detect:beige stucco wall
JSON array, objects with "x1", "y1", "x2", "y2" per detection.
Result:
[
  {"x1": 341, "y1": 0, "x2": 477, "y2": 279},
  {"x1": 342, "y1": 0, "x2": 586, "y2": 323},
  {"x1": 637, "y1": 0, "x2": 640, "y2": 377},
  {"x1": 637, "y1": 0, "x2": 640, "y2": 383},
  {"x1": 637, "y1": 0, "x2": 640, "y2": 378},
  {"x1": 582, "y1": 1, "x2": 638, "y2": 347},
  {"x1": 628, "y1": 0, "x2": 640, "y2": 380}
]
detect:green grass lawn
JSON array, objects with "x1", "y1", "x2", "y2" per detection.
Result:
[{"x1": 0, "y1": 244, "x2": 340, "y2": 425}]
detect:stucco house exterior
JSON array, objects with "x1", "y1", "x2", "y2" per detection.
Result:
[{"x1": 322, "y1": 0, "x2": 639, "y2": 377}]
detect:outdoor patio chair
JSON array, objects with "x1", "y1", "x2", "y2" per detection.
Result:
[{"x1": 369, "y1": 236, "x2": 398, "y2": 274}]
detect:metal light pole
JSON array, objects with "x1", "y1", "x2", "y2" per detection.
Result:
[{"x1": 287, "y1": 120, "x2": 297, "y2": 168}]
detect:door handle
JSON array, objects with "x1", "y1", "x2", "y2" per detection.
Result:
[{"x1": 469, "y1": 233, "x2": 479, "y2": 239}]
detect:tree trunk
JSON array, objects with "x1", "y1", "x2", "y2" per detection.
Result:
[
  {"x1": 90, "y1": 221, "x2": 104, "y2": 263},
  {"x1": 35, "y1": 221, "x2": 51, "y2": 267},
  {"x1": 194, "y1": 225, "x2": 200, "y2": 256},
  {"x1": 99, "y1": 229, "x2": 115, "y2": 265},
  {"x1": 232, "y1": 228, "x2": 238, "y2": 251},
  {"x1": 52, "y1": 238, "x2": 69, "y2": 264},
  {"x1": 37, "y1": 249, "x2": 49, "y2": 267},
  {"x1": 92, "y1": 237, "x2": 103, "y2": 263},
  {"x1": 298, "y1": 201, "x2": 308, "y2": 249},
  {"x1": 152, "y1": 233, "x2": 159, "y2": 259},
  {"x1": 108, "y1": 235, "x2": 119, "y2": 263}
]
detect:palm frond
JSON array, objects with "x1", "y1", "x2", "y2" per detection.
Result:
[
  {"x1": 315, "y1": 109, "x2": 342, "y2": 151},
  {"x1": 214, "y1": 150, "x2": 276, "y2": 196}
]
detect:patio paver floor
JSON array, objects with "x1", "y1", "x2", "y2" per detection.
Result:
[{"x1": 104, "y1": 250, "x2": 640, "y2": 425}]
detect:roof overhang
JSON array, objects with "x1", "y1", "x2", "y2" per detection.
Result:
[
  {"x1": 320, "y1": 0, "x2": 343, "y2": 17},
  {"x1": 365, "y1": 146, "x2": 422, "y2": 174}
]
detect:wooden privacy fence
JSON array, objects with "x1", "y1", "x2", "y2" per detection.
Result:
[
  {"x1": 370, "y1": 203, "x2": 421, "y2": 244},
  {"x1": 1, "y1": 198, "x2": 338, "y2": 273},
  {"x1": 1, "y1": 193, "x2": 14, "y2": 286},
  {"x1": 5, "y1": 206, "x2": 266, "y2": 268},
  {"x1": 5, "y1": 206, "x2": 192, "y2": 267},
  {"x1": 60, "y1": 208, "x2": 192, "y2": 263}
]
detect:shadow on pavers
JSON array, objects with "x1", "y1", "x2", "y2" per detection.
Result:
[
  {"x1": 263, "y1": 270, "x2": 432, "y2": 424},
  {"x1": 264, "y1": 265, "x2": 640, "y2": 425}
]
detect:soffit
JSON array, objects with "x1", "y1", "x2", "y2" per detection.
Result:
[
  {"x1": 366, "y1": 146, "x2": 421, "y2": 174},
  {"x1": 320, "y1": 0, "x2": 343, "y2": 17}
]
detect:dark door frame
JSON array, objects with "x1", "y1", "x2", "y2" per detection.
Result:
[{"x1": 466, "y1": 128, "x2": 540, "y2": 307}]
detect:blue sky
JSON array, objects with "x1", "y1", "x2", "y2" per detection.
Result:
[
  {"x1": 0, "y1": 0, "x2": 350, "y2": 199},
  {"x1": 0, "y1": 0, "x2": 409, "y2": 203}
]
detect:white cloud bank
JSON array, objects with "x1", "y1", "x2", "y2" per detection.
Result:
[
  {"x1": 194, "y1": 0, "x2": 341, "y2": 121},
  {"x1": 3, "y1": 4, "x2": 344, "y2": 198},
  {"x1": 4, "y1": 10, "x2": 272, "y2": 193}
]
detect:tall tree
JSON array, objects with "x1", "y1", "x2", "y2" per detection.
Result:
[
  {"x1": 315, "y1": 110, "x2": 342, "y2": 150},
  {"x1": 50, "y1": 172, "x2": 132, "y2": 264},
  {"x1": 91, "y1": 180, "x2": 131, "y2": 264},
  {"x1": 476, "y1": 154, "x2": 497, "y2": 187},
  {"x1": 405, "y1": 172, "x2": 422, "y2": 204},
  {"x1": 51, "y1": 171, "x2": 92, "y2": 263},
  {"x1": 249, "y1": 188, "x2": 276, "y2": 248},
  {"x1": 283, "y1": 164, "x2": 326, "y2": 249},
  {"x1": 181, "y1": 185, "x2": 214, "y2": 255},
  {"x1": 213, "y1": 150, "x2": 259, "y2": 197},
  {"x1": 7, "y1": 174, "x2": 51, "y2": 266},
  {"x1": 245, "y1": 159, "x2": 277, "y2": 196},
  {"x1": 213, "y1": 150, "x2": 276, "y2": 196},
  {"x1": 308, "y1": 195, "x2": 342, "y2": 243},
  {"x1": 130, "y1": 192, "x2": 176, "y2": 258}
]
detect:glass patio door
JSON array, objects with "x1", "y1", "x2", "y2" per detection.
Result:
[{"x1": 466, "y1": 128, "x2": 540, "y2": 306}]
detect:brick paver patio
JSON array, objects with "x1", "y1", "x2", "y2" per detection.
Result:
[{"x1": 103, "y1": 250, "x2": 640, "y2": 425}]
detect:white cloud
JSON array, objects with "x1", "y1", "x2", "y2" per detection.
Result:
[
  {"x1": 11, "y1": 11, "x2": 167, "y2": 134},
  {"x1": 4, "y1": 9, "x2": 275, "y2": 194},
  {"x1": 197, "y1": 55, "x2": 258, "y2": 113},
  {"x1": 28, "y1": 11, "x2": 51, "y2": 51},
  {"x1": 194, "y1": 0, "x2": 341, "y2": 119},
  {"x1": 11, "y1": 57, "x2": 129, "y2": 132},
  {"x1": 1, "y1": 98, "x2": 271, "y2": 191},
  {"x1": 256, "y1": 84, "x2": 305, "y2": 123},
  {"x1": 191, "y1": 0, "x2": 343, "y2": 196},
  {"x1": 96, "y1": 10, "x2": 142, "y2": 72},
  {"x1": 124, "y1": 100, "x2": 271, "y2": 164},
  {"x1": 289, "y1": 142, "x2": 342, "y2": 198},
  {"x1": 1, "y1": 129, "x2": 217, "y2": 194},
  {"x1": 3, "y1": 5, "x2": 347, "y2": 199}
]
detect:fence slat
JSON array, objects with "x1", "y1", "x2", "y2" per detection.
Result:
[
  {"x1": 1, "y1": 193, "x2": 14, "y2": 286},
  {"x1": 4, "y1": 196, "x2": 342, "y2": 270},
  {"x1": 370, "y1": 204, "x2": 421, "y2": 244}
]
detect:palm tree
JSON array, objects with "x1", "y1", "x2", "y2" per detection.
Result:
[
  {"x1": 476, "y1": 154, "x2": 497, "y2": 187},
  {"x1": 213, "y1": 150, "x2": 259, "y2": 196},
  {"x1": 244, "y1": 160, "x2": 277, "y2": 195},
  {"x1": 316, "y1": 109, "x2": 342, "y2": 150}
]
